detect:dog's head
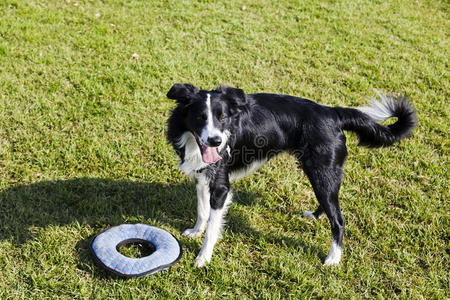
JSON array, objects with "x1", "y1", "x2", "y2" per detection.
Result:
[{"x1": 167, "y1": 83, "x2": 247, "y2": 164}]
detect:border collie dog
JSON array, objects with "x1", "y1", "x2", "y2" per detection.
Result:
[{"x1": 166, "y1": 83, "x2": 417, "y2": 267}]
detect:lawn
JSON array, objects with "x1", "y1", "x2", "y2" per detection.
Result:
[{"x1": 0, "y1": 0, "x2": 448, "y2": 298}]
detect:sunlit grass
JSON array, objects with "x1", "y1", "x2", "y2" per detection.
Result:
[{"x1": 0, "y1": 0, "x2": 448, "y2": 298}]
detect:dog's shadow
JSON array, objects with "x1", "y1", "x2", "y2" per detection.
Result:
[
  {"x1": 0, "y1": 178, "x2": 194, "y2": 244},
  {"x1": 0, "y1": 177, "x2": 324, "y2": 277}
]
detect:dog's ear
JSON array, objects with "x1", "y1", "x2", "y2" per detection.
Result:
[
  {"x1": 219, "y1": 86, "x2": 247, "y2": 113},
  {"x1": 167, "y1": 83, "x2": 199, "y2": 104}
]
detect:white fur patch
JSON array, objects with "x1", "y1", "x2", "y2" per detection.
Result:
[
  {"x1": 302, "y1": 211, "x2": 316, "y2": 219},
  {"x1": 229, "y1": 159, "x2": 267, "y2": 182},
  {"x1": 302, "y1": 210, "x2": 324, "y2": 219},
  {"x1": 200, "y1": 94, "x2": 222, "y2": 144},
  {"x1": 324, "y1": 241, "x2": 342, "y2": 265},
  {"x1": 357, "y1": 91, "x2": 395, "y2": 122},
  {"x1": 176, "y1": 132, "x2": 209, "y2": 178}
]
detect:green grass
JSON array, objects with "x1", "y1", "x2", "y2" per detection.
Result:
[{"x1": 0, "y1": 0, "x2": 448, "y2": 298}]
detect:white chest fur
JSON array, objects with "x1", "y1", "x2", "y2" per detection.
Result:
[{"x1": 176, "y1": 132, "x2": 209, "y2": 178}]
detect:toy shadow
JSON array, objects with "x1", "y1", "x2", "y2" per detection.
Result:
[{"x1": 0, "y1": 177, "x2": 324, "y2": 276}]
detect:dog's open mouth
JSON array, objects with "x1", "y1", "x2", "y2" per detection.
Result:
[{"x1": 193, "y1": 133, "x2": 222, "y2": 164}]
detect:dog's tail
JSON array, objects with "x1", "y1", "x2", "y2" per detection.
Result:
[{"x1": 335, "y1": 92, "x2": 418, "y2": 147}]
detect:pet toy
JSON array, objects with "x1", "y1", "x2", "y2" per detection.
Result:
[{"x1": 90, "y1": 224, "x2": 182, "y2": 277}]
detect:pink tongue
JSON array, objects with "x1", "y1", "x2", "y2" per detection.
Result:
[{"x1": 202, "y1": 146, "x2": 222, "y2": 164}]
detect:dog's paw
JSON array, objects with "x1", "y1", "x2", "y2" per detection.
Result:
[
  {"x1": 302, "y1": 211, "x2": 317, "y2": 219},
  {"x1": 182, "y1": 228, "x2": 203, "y2": 238},
  {"x1": 194, "y1": 254, "x2": 210, "y2": 268},
  {"x1": 324, "y1": 243, "x2": 342, "y2": 266},
  {"x1": 324, "y1": 255, "x2": 341, "y2": 266}
]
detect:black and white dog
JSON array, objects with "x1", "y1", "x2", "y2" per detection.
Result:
[{"x1": 166, "y1": 83, "x2": 417, "y2": 267}]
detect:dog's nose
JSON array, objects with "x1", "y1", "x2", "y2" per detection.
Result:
[{"x1": 207, "y1": 136, "x2": 222, "y2": 147}]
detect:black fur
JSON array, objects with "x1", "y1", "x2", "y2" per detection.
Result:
[
  {"x1": 166, "y1": 83, "x2": 417, "y2": 264},
  {"x1": 335, "y1": 97, "x2": 417, "y2": 147}
]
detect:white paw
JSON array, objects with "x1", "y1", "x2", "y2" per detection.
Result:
[
  {"x1": 324, "y1": 242, "x2": 342, "y2": 266},
  {"x1": 302, "y1": 211, "x2": 316, "y2": 219},
  {"x1": 194, "y1": 254, "x2": 210, "y2": 268},
  {"x1": 182, "y1": 228, "x2": 203, "y2": 238},
  {"x1": 324, "y1": 255, "x2": 341, "y2": 265}
]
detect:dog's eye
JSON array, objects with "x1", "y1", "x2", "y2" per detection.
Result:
[{"x1": 218, "y1": 115, "x2": 226, "y2": 122}]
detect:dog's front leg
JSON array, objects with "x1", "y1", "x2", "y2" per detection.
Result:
[
  {"x1": 183, "y1": 174, "x2": 210, "y2": 238},
  {"x1": 194, "y1": 184, "x2": 232, "y2": 268}
]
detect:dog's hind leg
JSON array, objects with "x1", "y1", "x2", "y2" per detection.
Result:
[
  {"x1": 305, "y1": 165, "x2": 345, "y2": 265},
  {"x1": 301, "y1": 141, "x2": 347, "y2": 265}
]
